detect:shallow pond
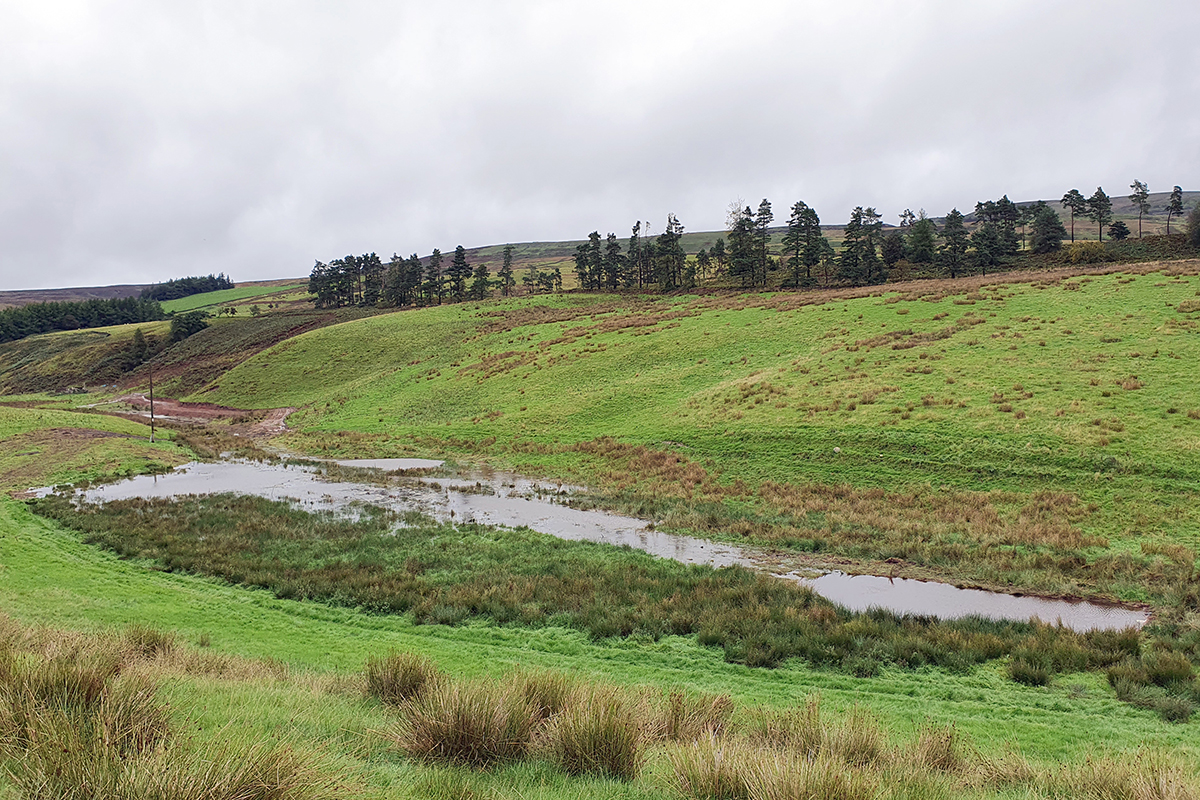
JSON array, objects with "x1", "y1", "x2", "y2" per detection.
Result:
[{"x1": 50, "y1": 459, "x2": 1148, "y2": 632}]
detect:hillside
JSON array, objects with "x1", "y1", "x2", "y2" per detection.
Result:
[{"x1": 3, "y1": 259, "x2": 1200, "y2": 797}]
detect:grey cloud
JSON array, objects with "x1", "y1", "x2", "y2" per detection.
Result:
[{"x1": 1, "y1": 0, "x2": 1197, "y2": 290}]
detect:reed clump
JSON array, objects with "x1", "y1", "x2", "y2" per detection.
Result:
[{"x1": 364, "y1": 650, "x2": 441, "y2": 706}]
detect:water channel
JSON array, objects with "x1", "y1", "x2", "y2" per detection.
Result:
[{"x1": 46, "y1": 459, "x2": 1149, "y2": 632}]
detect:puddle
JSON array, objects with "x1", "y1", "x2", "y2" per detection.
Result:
[
  {"x1": 779, "y1": 572, "x2": 1149, "y2": 632},
  {"x1": 329, "y1": 458, "x2": 445, "y2": 471},
  {"x1": 44, "y1": 460, "x2": 1148, "y2": 631}
]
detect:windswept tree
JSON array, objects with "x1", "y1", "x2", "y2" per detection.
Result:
[
  {"x1": 974, "y1": 196, "x2": 1019, "y2": 256},
  {"x1": 1029, "y1": 202, "x2": 1067, "y2": 253},
  {"x1": 498, "y1": 245, "x2": 516, "y2": 297},
  {"x1": 939, "y1": 208, "x2": 969, "y2": 278},
  {"x1": 1061, "y1": 189, "x2": 1087, "y2": 242},
  {"x1": 1129, "y1": 180, "x2": 1150, "y2": 238},
  {"x1": 361, "y1": 252, "x2": 384, "y2": 306},
  {"x1": 1166, "y1": 186, "x2": 1185, "y2": 235},
  {"x1": 1088, "y1": 187, "x2": 1113, "y2": 242}
]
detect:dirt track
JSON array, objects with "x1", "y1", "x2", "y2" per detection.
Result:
[{"x1": 103, "y1": 394, "x2": 295, "y2": 438}]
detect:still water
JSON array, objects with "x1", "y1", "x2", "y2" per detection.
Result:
[{"x1": 53, "y1": 459, "x2": 1149, "y2": 632}]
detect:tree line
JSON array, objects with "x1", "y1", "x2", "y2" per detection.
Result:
[
  {"x1": 306, "y1": 181, "x2": 1194, "y2": 308},
  {"x1": 0, "y1": 297, "x2": 166, "y2": 344},
  {"x1": 308, "y1": 245, "x2": 525, "y2": 310},
  {"x1": 140, "y1": 273, "x2": 234, "y2": 302}
]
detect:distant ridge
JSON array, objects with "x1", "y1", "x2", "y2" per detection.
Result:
[{"x1": 0, "y1": 284, "x2": 149, "y2": 311}]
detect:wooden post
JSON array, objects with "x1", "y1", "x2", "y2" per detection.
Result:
[{"x1": 148, "y1": 365, "x2": 155, "y2": 443}]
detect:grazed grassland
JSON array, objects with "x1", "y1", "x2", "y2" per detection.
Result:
[{"x1": 189, "y1": 263, "x2": 1200, "y2": 608}]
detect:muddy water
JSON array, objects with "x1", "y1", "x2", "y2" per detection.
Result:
[{"x1": 54, "y1": 460, "x2": 1148, "y2": 631}]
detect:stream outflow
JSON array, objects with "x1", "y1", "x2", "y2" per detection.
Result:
[{"x1": 48, "y1": 459, "x2": 1149, "y2": 632}]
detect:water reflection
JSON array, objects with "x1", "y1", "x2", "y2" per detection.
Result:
[{"x1": 47, "y1": 460, "x2": 1148, "y2": 631}]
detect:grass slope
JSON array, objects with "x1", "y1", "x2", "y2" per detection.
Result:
[{"x1": 194, "y1": 264, "x2": 1200, "y2": 605}]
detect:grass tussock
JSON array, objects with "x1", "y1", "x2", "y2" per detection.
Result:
[
  {"x1": 0, "y1": 617, "x2": 341, "y2": 800},
  {"x1": 391, "y1": 678, "x2": 537, "y2": 769},
  {"x1": 365, "y1": 650, "x2": 441, "y2": 706},
  {"x1": 541, "y1": 684, "x2": 644, "y2": 780}
]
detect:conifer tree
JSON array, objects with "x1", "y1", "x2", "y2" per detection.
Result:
[
  {"x1": 1129, "y1": 180, "x2": 1150, "y2": 238},
  {"x1": 447, "y1": 245, "x2": 470, "y2": 301},
  {"x1": 938, "y1": 208, "x2": 969, "y2": 278},
  {"x1": 498, "y1": 245, "x2": 516, "y2": 296},
  {"x1": 1088, "y1": 187, "x2": 1113, "y2": 242},
  {"x1": 906, "y1": 212, "x2": 937, "y2": 264},
  {"x1": 1029, "y1": 202, "x2": 1067, "y2": 253},
  {"x1": 603, "y1": 233, "x2": 623, "y2": 290},
  {"x1": 470, "y1": 262, "x2": 490, "y2": 299},
  {"x1": 423, "y1": 248, "x2": 444, "y2": 304},
  {"x1": 1166, "y1": 186, "x2": 1185, "y2": 235},
  {"x1": 1061, "y1": 189, "x2": 1087, "y2": 242},
  {"x1": 754, "y1": 199, "x2": 774, "y2": 285}
]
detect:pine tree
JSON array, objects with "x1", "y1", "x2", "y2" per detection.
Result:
[
  {"x1": 1029, "y1": 202, "x2": 1067, "y2": 253},
  {"x1": 837, "y1": 207, "x2": 883, "y2": 285},
  {"x1": 881, "y1": 231, "x2": 905, "y2": 267},
  {"x1": 655, "y1": 214, "x2": 686, "y2": 291},
  {"x1": 447, "y1": 245, "x2": 470, "y2": 301},
  {"x1": 1108, "y1": 220, "x2": 1131, "y2": 241},
  {"x1": 754, "y1": 199, "x2": 774, "y2": 285},
  {"x1": 1166, "y1": 186, "x2": 1185, "y2": 235},
  {"x1": 498, "y1": 245, "x2": 515, "y2": 296},
  {"x1": 470, "y1": 262, "x2": 490, "y2": 299},
  {"x1": 423, "y1": 248, "x2": 444, "y2": 305},
  {"x1": 939, "y1": 209, "x2": 969, "y2": 278},
  {"x1": 1128, "y1": 180, "x2": 1150, "y2": 239},
  {"x1": 1061, "y1": 189, "x2": 1087, "y2": 242},
  {"x1": 906, "y1": 213, "x2": 937, "y2": 264},
  {"x1": 782, "y1": 201, "x2": 822, "y2": 285},
  {"x1": 603, "y1": 233, "x2": 623, "y2": 290},
  {"x1": 727, "y1": 206, "x2": 757, "y2": 287},
  {"x1": 1088, "y1": 187, "x2": 1113, "y2": 242}
]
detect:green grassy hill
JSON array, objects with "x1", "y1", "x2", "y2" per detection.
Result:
[
  {"x1": 4, "y1": 260, "x2": 1200, "y2": 796},
  {"x1": 181, "y1": 263, "x2": 1200, "y2": 605}
]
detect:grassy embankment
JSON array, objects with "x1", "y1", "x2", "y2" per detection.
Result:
[{"x1": 191, "y1": 263, "x2": 1200, "y2": 609}]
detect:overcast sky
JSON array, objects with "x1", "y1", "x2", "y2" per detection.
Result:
[{"x1": 2, "y1": 1, "x2": 1198, "y2": 290}]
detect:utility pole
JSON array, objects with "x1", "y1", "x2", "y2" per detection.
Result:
[{"x1": 148, "y1": 365, "x2": 155, "y2": 443}]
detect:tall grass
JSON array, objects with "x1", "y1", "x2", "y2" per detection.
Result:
[
  {"x1": 33, "y1": 492, "x2": 1199, "y2": 718},
  {"x1": 391, "y1": 678, "x2": 536, "y2": 769},
  {"x1": 0, "y1": 621, "x2": 338, "y2": 799}
]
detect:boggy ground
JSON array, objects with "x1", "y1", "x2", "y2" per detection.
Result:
[{"x1": 182, "y1": 262, "x2": 1200, "y2": 613}]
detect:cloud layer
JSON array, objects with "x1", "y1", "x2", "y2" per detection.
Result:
[{"x1": 2, "y1": 0, "x2": 1198, "y2": 289}]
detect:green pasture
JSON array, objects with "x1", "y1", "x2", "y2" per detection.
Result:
[
  {"x1": 0, "y1": 495, "x2": 1194, "y2": 763},
  {"x1": 161, "y1": 282, "x2": 307, "y2": 313},
  {"x1": 190, "y1": 266, "x2": 1200, "y2": 603}
]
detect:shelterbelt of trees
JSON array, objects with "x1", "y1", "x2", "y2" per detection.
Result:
[
  {"x1": 307, "y1": 184, "x2": 1199, "y2": 309},
  {"x1": 0, "y1": 296, "x2": 166, "y2": 344},
  {"x1": 139, "y1": 273, "x2": 234, "y2": 302}
]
